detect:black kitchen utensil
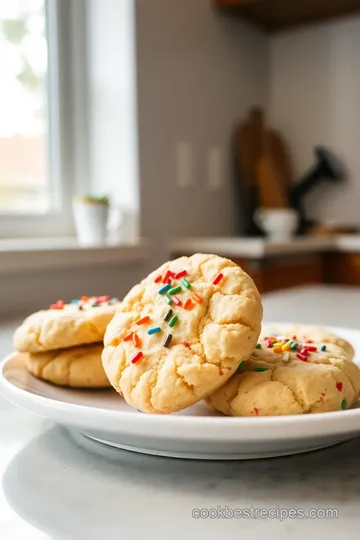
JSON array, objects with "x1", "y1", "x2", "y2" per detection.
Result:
[{"x1": 289, "y1": 147, "x2": 345, "y2": 233}]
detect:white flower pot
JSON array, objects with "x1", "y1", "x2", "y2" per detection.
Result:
[{"x1": 72, "y1": 201, "x2": 109, "y2": 246}]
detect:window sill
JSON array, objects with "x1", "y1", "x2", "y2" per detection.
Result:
[{"x1": 0, "y1": 237, "x2": 149, "y2": 274}]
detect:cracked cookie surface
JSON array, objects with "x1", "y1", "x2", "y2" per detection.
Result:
[
  {"x1": 14, "y1": 298, "x2": 120, "y2": 353},
  {"x1": 206, "y1": 337, "x2": 360, "y2": 416},
  {"x1": 102, "y1": 254, "x2": 262, "y2": 414},
  {"x1": 262, "y1": 324, "x2": 355, "y2": 359},
  {"x1": 26, "y1": 344, "x2": 111, "y2": 388}
]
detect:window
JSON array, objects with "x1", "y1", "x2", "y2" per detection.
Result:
[
  {"x1": 0, "y1": 0, "x2": 88, "y2": 238},
  {"x1": 0, "y1": 0, "x2": 49, "y2": 213}
]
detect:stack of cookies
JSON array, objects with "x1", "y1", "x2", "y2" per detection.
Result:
[
  {"x1": 14, "y1": 296, "x2": 120, "y2": 389},
  {"x1": 101, "y1": 254, "x2": 360, "y2": 416}
]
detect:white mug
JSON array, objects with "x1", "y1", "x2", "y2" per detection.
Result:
[
  {"x1": 72, "y1": 201, "x2": 123, "y2": 246},
  {"x1": 254, "y1": 208, "x2": 299, "y2": 241}
]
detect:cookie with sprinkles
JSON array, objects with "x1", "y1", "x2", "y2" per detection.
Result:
[
  {"x1": 14, "y1": 296, "x2": 121, "y2": 353},
  {"x1": 206, "y1": 334, "x2": 360, "y2": 417},
  {"x1": 102, "y1": 253, "x2": 262, "y2": 414},
  {"x1": 262, "y1": 324, "x2": 355, "y2": 359}
]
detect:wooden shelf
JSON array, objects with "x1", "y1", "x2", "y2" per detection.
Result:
[{"x1": 215, "y1": 0, "x2": 360, "y2": 32}]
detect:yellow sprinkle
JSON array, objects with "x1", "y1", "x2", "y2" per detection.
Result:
[
  {"x1": 282, "y1": 342, "x2": 291, "y2": 352},
  {"x1": 273, "y1": 346, "x2": 283, "y2": 354}
]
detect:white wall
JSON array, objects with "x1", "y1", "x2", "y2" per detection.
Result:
[
  {"x1": 269, "y1": 16, "x2": 360, "y2": 226},
  {"x1": 87, "y1": 0, "x2": 139, "y2": 235},
  {"x1": 135, "y1": 0, "x2": 268, "y2": 258}
]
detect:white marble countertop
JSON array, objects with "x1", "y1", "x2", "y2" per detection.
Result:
[
  {"x1": 171, "y1": 234, "x2": 360, "y2": 258},
  {"x1": 1, "y1": 285, "x2": 360, "y2": 539}
]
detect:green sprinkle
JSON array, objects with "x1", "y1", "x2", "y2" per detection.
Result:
[
  {"x1": 168, "y1": 315, "x2": 178, "y2": 328},
  {"x1": 165, "y1": 295, "x2": 172, "y2": 305},
  {"x1": 290, "y1": 342, "x2": 298, "y2": 350},
  {"x1": 256, "y1": 343, "x2": 262, "y2": 349},
  {"x1": 255, "y1": 367, "x2": 268, "y2": 372},
  {"x1": 341, "y1": 399, "x2": 347, "y2": 410},
  {"x1": 235, "y1": 360, "x2": 245, "y2": 374},
  {"x1": 169, "y1": 286, "x2": 182, "y2": 295},
  {"x1": 181, "y1": 278, "x2": 191, "y2": 289}
]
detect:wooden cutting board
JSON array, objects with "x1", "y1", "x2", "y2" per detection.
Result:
[{"x1": 268, "y1": 129, "x2": 293, "y2": 189}]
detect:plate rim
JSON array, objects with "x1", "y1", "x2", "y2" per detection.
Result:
[{"x1": 1, "y1": 323, "x2": 360, "y2": 435}]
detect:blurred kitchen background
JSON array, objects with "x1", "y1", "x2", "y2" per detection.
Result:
[{"x1": 2, "y1": 0, "x2": 360, "y2": 315}]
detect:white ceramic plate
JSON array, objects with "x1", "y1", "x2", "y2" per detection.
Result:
[{"x1": 2, "y1": 324, "x2": 360, "y2": 460}]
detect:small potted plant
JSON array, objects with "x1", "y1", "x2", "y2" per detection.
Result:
[{"x1": 72, "y1": 195, "x2": 110, "y2": 246}]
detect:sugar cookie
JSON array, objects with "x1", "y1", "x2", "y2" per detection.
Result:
[{"x1": 103, "y1": 254, "x2": 262, "y2": 414}]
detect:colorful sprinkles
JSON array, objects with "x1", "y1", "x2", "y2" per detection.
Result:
[
  {"x1": 213, "y1": 273, "x2": 224, "y2": 286},
  {"x1": 181, "y1": 278, "x2": 192, "y2": 289},
  {"x1": 124, "y1": 265, "x2": 220, "y2": 358},
  {"x1": 50, "y1": 295, "x2": 117, "y2": 310},
  {"x1": 168, "y1": 315, "x2": 178, "y2": 328},
  {"x1": 137, "y1": 316, "x2": 151, "y2": 325},
  {"x1": 131, "y1": 352, "x2": 143, "y2": 364},
  {"x1": 163, "y1": 334, "x2": 173, "y2": 348},
  {"x1": 184, "y1": 298, "x2": 193, "y2": 310},
  {"x1": 169, "y1": 286, "x2": 182, "y2": 296},
  {"x1": 235, "y1": 360, "x2": 245, "y2": 374},
  {"x1": 148, "y1": 327, "x2": 161, "y2": 335},
  {"x1": 158, "y1": 284, "x2": 171, "y2": 295}
]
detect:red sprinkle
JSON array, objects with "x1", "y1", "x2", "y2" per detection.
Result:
[
  {"x1": 131, "y1": 352, "x2": 143, "y2": 364},
  {"x1": 50, "y1": 304, "x2": 63, "y2": 310},
  {"x1": 306, "y1": 346, "x2": 317, "y2": 352},
  {"x1": 254, "y1": 407, "x2": 260, "y2": 415},
  {"x1": 292, "y1": 335, "x2": 297, "y2": 340},
  {"x1": 163, "y1": 270, "x2": 175, "y2": 284},
  {"x1": 219, "y1": 369, "x2": 224, "y2": 376},
  {"x1": 96, "y1": 295, "x2": 110, "y2": 303},
  {"x1": 136, "y1": 316, "x2": 151, "y2": 325},
  {"x1": 300, "y1": 348, "x2": 309, "y2": 355},
  {"x1": 154, "y1": 275, "x2": 162, "y2": 283},
  {"x1": 336, "y1": 382, "x2": 343, "y2": 391},
  {"x1": 192, "y1": 293, "x2": 203, "y2": 304},
  {"x1": 81, "y1": 296, "x2": 90, "y2": 302},
  {"x1": 296, "y1": 353, "x2": 308, "y2": 361},
  {"x1": 123, "y1": 332, "x2": 133, "y2": 342},
  {"x1": 183, "y1": 342, "x2": 190, "y2": 348},
  {"x1": 175, "y1": 270, "x2": 187, "y2": 279},
  {"x1": 133, "y1": 334, "x2": 142, "y2": 348},
  {"x1": 56, "y1": 300, "x2": 65, "y2": 307},
  {"x1": 184, "y1": 299, "x2": 193, "y2": 310},
  {"x1": 265, "y1": 338, "x2": 272, "y2": 348},
  {"x1": 306, "y1": 339, "x2": 314, "y2": 343},
  {"x1": 213, "y1": 273, "x2": 224, "y2": 285},
  {"x1": 173, "y1": 296, "x2": 182, "y2": 306}
]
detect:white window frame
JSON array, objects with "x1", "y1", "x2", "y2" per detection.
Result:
[{"x1": 0, "y1": 0, "x2": 89, "y2": 239}]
